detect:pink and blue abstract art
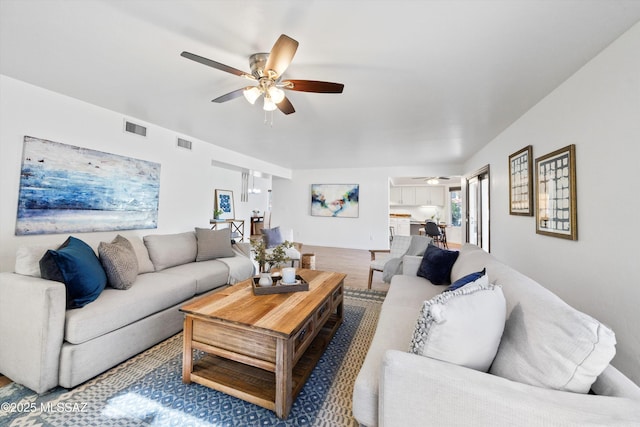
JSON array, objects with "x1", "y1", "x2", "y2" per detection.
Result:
[{"x1": 311, "y1": 184, "x2": 359, "y2": 218}]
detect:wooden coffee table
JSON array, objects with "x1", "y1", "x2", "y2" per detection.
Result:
[{"x1": 180, "y1": 269, "x2": 345, "y2": 419}]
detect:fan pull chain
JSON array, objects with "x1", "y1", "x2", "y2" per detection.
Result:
[{"x1": 264, "y1": 111, "x2": 274, "y2": 127}]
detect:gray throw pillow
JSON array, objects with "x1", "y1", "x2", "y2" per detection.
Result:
[
  {"x1": 144, "y1": 231, "x2": 197, "y2": 271},
  {"x1": 195, "y1": 227, "x2": 235, "y2": 261},
  {"x1": 261, "y1": 226, "x2": 283, "y2": 248},
  {"x1": 98, "y1": 235, "x2": 139, "y2": 290},
  {"x1": 489, "y1": 271, "x2": 616, "y2": 393}
]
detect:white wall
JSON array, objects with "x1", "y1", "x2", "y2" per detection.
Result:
[
  {"x1": 463, "y1": 22, "x2": 640, "y2": 384},
  {"x1": 0, "y1": 75, "x2": 286, "y2": 270},
  {"x1": 271, "y1": 165, "x2": 461, "y2": 250}
]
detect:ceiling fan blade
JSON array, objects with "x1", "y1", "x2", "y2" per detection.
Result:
[
  {"x1": 212, "y1": 88, "x2": 246, "y2": 103},
  {"x1": 181, "y1": 51, "x2": 255, "y2": 79},
  {"x1": 264, "y1": 34, "x2": 299, "y2": 78},
  {"x1": 282, "y1": 80, "x2": 344, "y2": 93},
  {"x1": 277, "y1": 96, "x2": 295, "y2": 115}
]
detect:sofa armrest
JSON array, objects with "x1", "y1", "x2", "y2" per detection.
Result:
[
  {"x1": 0, "y1": 272, "x2": 66, "y2": 393},
  {"x1": 592, "y1": 364, "x2": 640, "y2": 400},
  {"x1": 380, "y1": 349, "x2": 640, "y2": 427},
  {"x1": 401, "y1": 255, "x2": 421, "y2": 276},
  {"x1": 233, "y1": 241, "x2": 252, "y2": 258},
  {"x1": 369, "y1": 249, "x2": 390, "y2": 261}
]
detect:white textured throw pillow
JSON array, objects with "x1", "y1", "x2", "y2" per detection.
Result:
[{"x1": 409, "y1": 276, "x2": 506, "y2": 372}]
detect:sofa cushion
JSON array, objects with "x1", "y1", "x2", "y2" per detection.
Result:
[
  {"x1": 490, "y1": 268, "x2": 617, "y2": 394},
  {"x1": 445, "y1": 268, "x2": 486, "y2": 292},
  {"x1": 352, "y1": 274, "x2": 443, "y2": 427},
  {"x1": 98, "y1": 235, "x2": 139, "y2": 290},
  {"x1": 126, "y1": 235, "x2": 155, "y2": 274},
  {"x1": 162, "y1": 259, "x2": 231, "y2": 294},
  {"x1": 40, "y1": 236, "x2": 107, "y2": 309},
  {"x1": 64, "y1": 271, "x2": 196, "y2": 344},
  {"x1": 195, "y1": 227, "x2": 234, "y2": 261},
  {"x1": 417, "y1": 244, "x2": 459, "y2": 285},
  {"x1": 409, "y1": 277, "x2": 506, "y2": 372},
  {"x1": 144, "y1": 232, "x2": 197, "y2": 271}
]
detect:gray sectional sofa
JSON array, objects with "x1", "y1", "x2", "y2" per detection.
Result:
[
  {"x1": 353, "y1": 244, "x2": 640, "y2": 426},
  {"x1": 0, "y1": 230, "x2": 255, "y2": 393}
]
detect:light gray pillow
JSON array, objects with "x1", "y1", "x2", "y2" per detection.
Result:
[
  {"x1": 125, "y1": 235, "x2": 155, "y2": 274},
  {"x1": 98, "y1": 235, "x2": 139, "y2": 290},
  {"x1": 15, "y1": 245, "x2": 52, "y2": 277},
  {"x1": 409, "y1": 276, "x2": 506, "y2": 372},
  {"x1": 143, "y1": 231, "x2": 197, "y2": 271},
  {"x1": 490, "y1": 272, "x2": 616, "y2": 394},
  {"x1": 195, "y1": 227, "x2": 235, "y2": 261}
]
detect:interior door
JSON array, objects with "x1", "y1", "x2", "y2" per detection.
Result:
[{"x1": 466, "y1": 165, "x2": 490, "y2": 251}]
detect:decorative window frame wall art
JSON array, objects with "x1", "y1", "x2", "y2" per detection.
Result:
[
  {"x1": 535, "y1": 144, "x2": 577, "y2": 240},
  {"x1": 215, "y1": 189, "x2": 235, "y2": 220},
  {"x1": 509, "y1": 145, "x2": 533, "y2": 216},
  {"x1": 311, "y1": 184, "x2": 359, "y2": 218},
  {"x1": 15, "y1": 136, "x2": 161, "y2": 235}
]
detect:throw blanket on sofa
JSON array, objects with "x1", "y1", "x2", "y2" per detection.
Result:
[
  {"x1": 382, "y1": 236, "x2": 431, "y2": 283},
  {"x1": 219, "y1": 247, "x2": 256, "y2": 284}
]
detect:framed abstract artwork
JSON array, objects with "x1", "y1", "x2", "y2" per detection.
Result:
[
  {"x1": 16, "y1": 136, "x2": 160, "y2": 235},
  {"x1": 215, "y1": 189, "x2": 235, "y2": 220},
  {"x1": 535, "y1": 144, "x2": 577, "y2": 240},
  {"x1": 508, "y1": 145, "x2": 533, "y2": 216},
  {"x1": 311, "y1": 184, "x2": 359, "y2": 218}
]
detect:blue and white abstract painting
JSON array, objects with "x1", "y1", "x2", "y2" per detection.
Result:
[{"x1": 15, "y1": 136, "x2": 161, "y2": 235}]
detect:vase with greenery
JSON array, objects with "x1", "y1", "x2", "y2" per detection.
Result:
[
  {"x1": 213, "y1": 209, "x2": 223, "y2": 220},
  {"x1": 251, "y1": 239, "x2": 294, "y2": 273}
]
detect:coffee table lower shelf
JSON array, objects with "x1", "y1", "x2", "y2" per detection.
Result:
[{"x1": 185, "y1": 315, "x2": 341, "y2": 417}]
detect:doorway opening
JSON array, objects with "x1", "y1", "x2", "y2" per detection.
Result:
[{"x1": 465, "y1": 165, "x2": 490, "y2": 251}]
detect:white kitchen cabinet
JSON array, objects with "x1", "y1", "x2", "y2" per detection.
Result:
[
  {"x1": 390, "y1": 187, "x2": 403, "y2": 204},
  {"x1": 414, "y1": 187, "x2": 429, "y2": 205},
  {"x1": 390, "y1": 187, "x2": 416, "y2": 205},
  {"x1": 390, "y1": 217, "x2": 411, "y2": 236},
  {"x1": 427, "y1": 186, "x2": 445, "y2": 206},
  {"x1": 392, "y1": 186, "x2": 445, "y2": 206},
  {"x1": 401, "y1": 187, "x2": 415, "y2": 205}
]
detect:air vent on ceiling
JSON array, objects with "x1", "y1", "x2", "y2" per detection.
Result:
[
  {"x1": 124, "y1": 120, "x2": 147, "y2": 137},
  {"x1": 177, "y1": 138, "x2": 192, "y2": 150}
]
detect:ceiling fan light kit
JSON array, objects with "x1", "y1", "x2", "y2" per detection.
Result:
[{"x1": 181, "y1": 34, "x2": 344, "y2": 117}]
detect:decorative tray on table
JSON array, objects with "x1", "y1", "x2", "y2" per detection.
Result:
[{"x1": 252, "y1": 275, "x2": 309, "y2": 295}]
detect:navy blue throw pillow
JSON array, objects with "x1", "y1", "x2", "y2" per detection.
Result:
[
  {"x1": 417, "y1": 244, "x2": 460, "y2": 285},
  {"x1": 40, "y1": 236, "x2": 107, "y2": 309},
  {"x1": 445, "y1": 268, "x2": 486, "y2": 292}
]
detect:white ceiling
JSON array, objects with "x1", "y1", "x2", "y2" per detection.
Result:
[{"x1": 2, "y1": 0, "x2": 640, "y2": 171}]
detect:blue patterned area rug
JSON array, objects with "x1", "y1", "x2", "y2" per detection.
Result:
[{"x1": 1, "y1": 288, "x2": 385, "y2": 427}]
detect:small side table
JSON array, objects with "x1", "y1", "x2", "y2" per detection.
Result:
[{"x1": 210, "y1": 219, "x2": 245, "y2": 241}]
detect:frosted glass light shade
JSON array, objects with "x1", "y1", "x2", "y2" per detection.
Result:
[
  {"x1": 263, "y1": 96, "x2": 277, "y2": 111},
  {"x1": 268, "y1": 87, "x2": 285, "y2": 103},
  {"x1": 243, "y1": 86, "x2": 262, "y2": 104}
]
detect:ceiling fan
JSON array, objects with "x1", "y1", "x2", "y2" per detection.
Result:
[
  {"x1": 413, "y1": 176, "x2": 451, "y2": 185},
  {"x1": 181, "y1": 34, "x2": 344, "y2": 115}
]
